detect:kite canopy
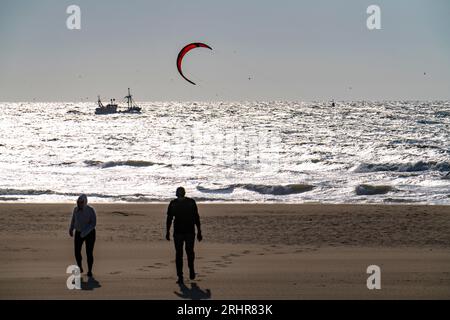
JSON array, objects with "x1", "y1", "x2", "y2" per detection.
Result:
[{"x1": 176, "y1": 42, "x2": 212, "y2": 85}]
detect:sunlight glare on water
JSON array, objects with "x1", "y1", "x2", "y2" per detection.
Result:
[{"x1": 0, "y1": 101, "x2": 449, "y2": 203}]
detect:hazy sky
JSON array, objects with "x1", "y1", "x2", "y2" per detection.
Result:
[{"x1": 0, "y1": 0, "x2": 449, "y2": 101}]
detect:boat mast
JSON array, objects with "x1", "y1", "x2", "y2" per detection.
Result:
[
  {"x1": 97, "y1": 95, "x2": 103, "y2": 107},
  {"x1": 126, "y1": 88, "x2": 132, "y2": 109}
]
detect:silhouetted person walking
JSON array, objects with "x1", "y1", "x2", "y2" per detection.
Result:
[
  {"x1": 69, "y1": 194, "x2": 96, "y2": 277},
  {"x1": 166, "y1": 187, "x2": 202, "y2": 284}
]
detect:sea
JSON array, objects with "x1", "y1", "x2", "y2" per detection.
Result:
[{"x1": 0, "y1": 101, "x2": 449, "y2": 204}]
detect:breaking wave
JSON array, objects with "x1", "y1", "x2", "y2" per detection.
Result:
[
  {"x1": 240, "y1": 184, "x2": 314, "y2": 195},
  {"x1": 197, "y1": 183, "x2": 314, "y2": 196},
  {"x1": 353, "y1": 161, "x2": 450, "y2": 173},
  {"x1": 196, "y1": 185, "x2": 236, "y2": 194},
  {"x1": 67, "y1": 110, "x2": 82, "y2": 114},
  {"x1": 0, "y1": 188, "x2": 57, "y2": 196},
  {"x1": 355, "y1": 184, "x2": 394, "y2": 196},
  {"x1": 84, "y1": 160, "x2": 165, "y2": 168},
  {"x1": 435, "y1": 110, "x2": 450, "y2": 118},
  {"x1": 0, "y1": 188, "x2": 115, "y2": 199}
]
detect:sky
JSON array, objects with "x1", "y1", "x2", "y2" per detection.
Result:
[{"x1": 0, "y1": 0, "x2": 449, "y2": 101}]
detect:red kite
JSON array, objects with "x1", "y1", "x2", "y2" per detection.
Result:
[{"x1": 176, "y1": 42, "x2": 212, "y2": 85}]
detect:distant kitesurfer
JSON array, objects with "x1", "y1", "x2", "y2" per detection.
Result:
[
  {"x1": 166, "y1": 187, "x2": 202, "y2": 284},
  {"x1": 69, "y1": 194, "x2": 97, "y2": 277}
]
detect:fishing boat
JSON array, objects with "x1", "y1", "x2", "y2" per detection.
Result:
[
  {"x1": 94, "y1": 88, "x2": 141, "y2": 114},
  {"x1": 95, "y1": 96, "x2": 118, "y2": 114},
  {"x1": 121, "y1": 88, "x2": 141, "y2": 114}
]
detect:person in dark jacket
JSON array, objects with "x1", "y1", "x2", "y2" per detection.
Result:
[
  {"x1": 69, "y1": 194, "x2": 96, "y2": 277},
  {"x1": 166, "y1": 187, "x2": 202, "y2": 284}
]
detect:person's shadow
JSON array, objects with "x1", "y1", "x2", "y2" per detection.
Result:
[
  {"x1": 174, "y1": 282, "x2": 211, "y2": 300},
  {"x1": 81, "y1": 276, "x2": 101, "y2": 291}
]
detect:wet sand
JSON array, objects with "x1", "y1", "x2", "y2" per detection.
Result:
[{"x1": 0, "y1": 203, "x2": 449, "y2": 299}]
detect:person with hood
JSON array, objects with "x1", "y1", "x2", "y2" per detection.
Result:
[{"x1": 69, "y1": 194, "x2": 97, "y2": 277}]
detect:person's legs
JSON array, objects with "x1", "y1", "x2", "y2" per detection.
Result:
[
  {"x1": 173, "y1": 233, "x2": 185, "y2": 280},
  {"x1": 85, "y1": 229, "x2": 96, "y2": 276},
  {"x1": 185, "y1": 233, "x2": 196, "y2": 279},
  {"x1": 74, "y1": 231, "x2": 84, "y2": 273}
]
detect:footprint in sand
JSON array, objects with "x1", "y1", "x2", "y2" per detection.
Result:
[
  {"x1": 139, "y1": 266, "x2": 156, "y2": 272},
  {"x1": 202, "y1": 265, "x2": 219, "y2": 272},
  {"x1": 111, "y1": 211, "x2": 130, "y2": 216},
  {"x1": 221, "y1": 253, "x2": 239, "y2": 260},
  {"x1": 213, "y1": 257, "x2": 234, "y2": 269},
  {"x1": 110, "y1": 271, "x2": 122, "y2": 275},
  {"x1": 140, "y1": 263, "x2": 168, "y2": 270},
  {"x1": 215, "y1": 263, "x2": 228, "y2": 268}
]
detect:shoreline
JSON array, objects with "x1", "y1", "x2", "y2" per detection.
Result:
[{"x1": 0, "y1": 201, "x2": 449, "y2": 206}]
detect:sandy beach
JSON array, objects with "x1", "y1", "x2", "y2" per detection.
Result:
[{"x1": 0, "y1": 203, "x2": 449, "y2": 299}]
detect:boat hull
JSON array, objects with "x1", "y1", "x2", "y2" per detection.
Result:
[{"x1": 95, "y1": 104, "x2": 118, "y2": 114}]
